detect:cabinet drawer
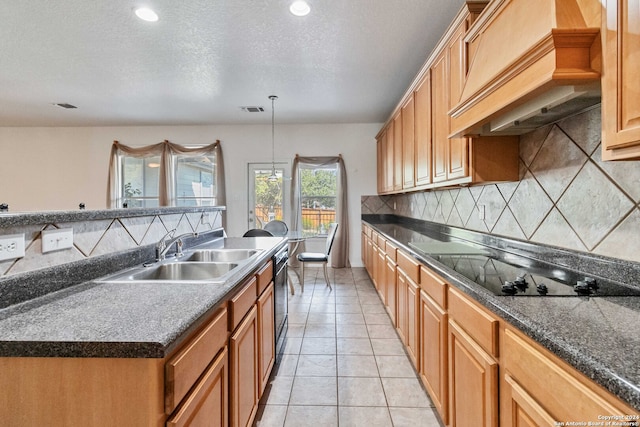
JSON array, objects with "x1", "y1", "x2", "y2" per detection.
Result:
[
  {"x1": 448, "y1": 287, "x2": 498, "y2": 357},
  {"x1": 385, "y1": 241, "x2": 397, "y2": 261},
  {"x1": 165, "y1": 307, "x2": 228, "y2": 413},
  {"x1": 256, "y1": 261, "x2": 273, "y2": 296},
  {"x1": 230, "y1": 277, "x2": 258, "y2": 330},
  {"x1": 420, "y1": 266, "x2": 447, "y2": 309},
  {"x1": 167, "y1": 346, "x2": 228, "y2": 427},
  {"x1": 397, "y1": 250, "x2": 420, "y2": 283},
  {"x1": 503, "y1": 328, "x2": 636, "y2": 421}
]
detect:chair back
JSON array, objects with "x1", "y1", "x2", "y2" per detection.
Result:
[
  {"x1": 243, "y1": 229, "x2": 274, "y2": 237},
  {"x1": 325, "y1": 223, "x2": 339, "y2": 255},
  {"x1": 264, "y1": 220, "x2": 289, "y2": 237}
]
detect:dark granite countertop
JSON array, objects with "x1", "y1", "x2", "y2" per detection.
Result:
[
  {"x1": 362, "y1": 215, "x2": 640, "y2": 412},
  {"x1": 0, "y1": 206, "x2": 226, "y2": 227},
  {"x1": 0, "y1": 236, "x2": 286, "y2": 359}
]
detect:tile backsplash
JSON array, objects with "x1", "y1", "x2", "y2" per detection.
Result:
[
  {"x1": 362, "y1": 106, "x2": 640, "y2": 264},
  {"x1": 0, "y1": 210, "x2": 223, "y2": 277}
]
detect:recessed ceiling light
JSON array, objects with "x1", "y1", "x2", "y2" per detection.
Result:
[
  {"x1": 289, "y1": 1, "x2": 310, "y2": 16},
  {"x1": 134, "y1": 7, "x2": 159, "y2": 22}
]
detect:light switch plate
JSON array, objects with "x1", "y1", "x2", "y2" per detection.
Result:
[
  {"x1": 42, "y1": 228, "x2": 74, "y2": 253},
  {"x1": 0, "y1": 233, "x2": 26, "y2": 261}
]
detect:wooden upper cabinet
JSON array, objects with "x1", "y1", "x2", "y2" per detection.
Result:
[
  {"x1": 376, "y1": 135, "x2": 384, "y2": 194},
  {"x1": 386, "y1": 121, "x2": 395, "y2": 193},
  {"x1": 393, "y1": 112, "x2": 403, "y2": 191},
  {"x1": 431, "y1": 50, "x2": 449, "y2": 184},
  {"x1": 446, "y1": 19, "x2": 469, "y2": 181},
  {"x1": 374, "y1": 1, "x2": 521, "y2": 192},
  {"x1": 602, "y1": 0, "x2": 640, "y2": 160},
  {"x1": 402, "y1": 96, "x2": 415, "y2": 189},
  {"x1": 414, "y1": 73, "x2": 432, "y2": 187}
]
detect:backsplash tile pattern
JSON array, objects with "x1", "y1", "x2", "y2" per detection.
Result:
[
  {"x1": 362, "y1": 106, "x2": 640, "y2": 264},
  {"x1": 0, "y1": 210, "x2": 223, "y2": 277}
]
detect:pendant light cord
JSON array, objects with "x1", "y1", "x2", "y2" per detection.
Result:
[{"x1": 269, "y1": 95, "x2": 278, "y2": 178}]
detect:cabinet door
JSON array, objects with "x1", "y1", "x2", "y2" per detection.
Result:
[
  {"x1": 258, "y1": 282, "x2": 275, "y2": 395},
  {"x1": 449, "y1": 319, "x2": 498, "y2": 427},
  {"x1": 402, "y1": 96, "x2": 415, "y2": 189},
  {"x1": 406, "y1": 277, "x2": 420, "y2": 369},
  {"x1": 385, "y1": 257, "x2": 397, "y2": 327},
  {"x1": 447, "y1": 20, "x2": 469, "y2": 180},
  {"x1": 420, "y1": 291, "x2": 448, "y2": 424},
  {"x1": 602, "y1": 0, "x2": 640, "y2": 159},
  {"x1": 376, "y1": 136, "x2": 384, "y2": 193},
  {"x1": 366, "y1": 236, "x2": 374, "y2": 277},
  {"x1": 393, "y1": 112, "x2": 403, "y2": 191},
  {"x1": 502, "y1": 374, "x2": 557, "y2": 427},
  {"x1": 431, "y1": 50, "x2": 448, "y2": 183},
  {"x1": 501, "y1": 328, "x2": 638, "y2": 424},
  {"x1": 230, "y1": 305, "x2": 259, "y2": 427},
  {"x1": 377, "y1": 245, "x2": 387, "y2": 304},
  {"x1": 396, "y1": 270, "x2": 408, "y2": 344},
  {"x1": 414, "y1": 72, "x2": 432, "y2": 186},
  {"x1": 371, "y1": 243, "x2": 380, "y2": 289},
  {"x1": 166, "y1": 347, "x2": 229, "y2": 427},
  {"x1": 385, "y1": 122, "x2": 394, "y2": 192}
]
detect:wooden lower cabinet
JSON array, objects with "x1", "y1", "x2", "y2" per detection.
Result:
[
  {"x1": 257, "y1": 282, "x2": 275, "y2": 395},
  {"x1": 0, "y1": 357, "x2": 166, "y2": 427},
  {"x1": 360, "y1": 236, "x2": 640, "y2": 426},
  {"x1": 448, "y1": 319, "x2": 499, "y2": 427},
  {"x1": 501, "y1": 327, "x2": 639, "y2": 426},
  {"x1": 230, "y1": 305, "x2": 259, "y2": 427},
  {"x1": 405, "y1": 277, "x2": 420, "y2": 368},
  {"x1": 376, "y1": 242, "x2": 387, "y2": 303},
  {"x1": 396, "y1": 267, "x2": 420, "y2": 368},
  {"x1": 419, "y1": 290, "x2": 448, "y2": 423},
  {"x1": 396, "y1": 268, "x2": 408, "y2": 344},
  {"x1": 167, "y1": 347, "x2": 229, "y2": 427},
  {"x1": 385, "y1": 254, "x2": 397, "y2": 326}
]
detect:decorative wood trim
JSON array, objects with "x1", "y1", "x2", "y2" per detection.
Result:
[{"x1": 450, "y1": 29, "x2": 600, "y2": 134}]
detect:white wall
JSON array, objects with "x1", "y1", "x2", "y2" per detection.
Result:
[{"x1": 0, "y1": 123, "x2": 380, "y2": 266}]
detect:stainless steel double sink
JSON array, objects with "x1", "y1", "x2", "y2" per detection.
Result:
[{"x1": 97, "y1": 249, "x2": 263, "y2": 283}]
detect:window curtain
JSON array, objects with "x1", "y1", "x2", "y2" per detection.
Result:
[
  {"x1": 107, "y1": 140, "x2": 226, "y2": 211},
  {"x1": 291, "y1": 155, "x2": 350, "y2": 268}
]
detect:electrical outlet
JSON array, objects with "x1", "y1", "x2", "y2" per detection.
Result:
[
  {"x1": 478, "y1": 204, "x2": 486, "y2": 220},
  {"x1": 42, "y1": 228, "x2": 74, "y2": 253},
  {"x1": 0, "y1": 233, "x2": 25, "y2": 261}
]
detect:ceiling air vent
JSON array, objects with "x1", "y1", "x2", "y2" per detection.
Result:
[
  {"x1": 240, "y1": 106, "x2": 265, "y2": 113},
  {"x1": 54, "y1": 103, "x2": 77, "y2": 109}
]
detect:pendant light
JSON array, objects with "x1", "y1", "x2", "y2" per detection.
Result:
[{"x1": 268, "y1": 95, "x2": 279, "y2": 182}]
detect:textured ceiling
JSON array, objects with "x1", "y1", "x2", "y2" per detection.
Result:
[{"x1": 0, "y1": 0, "x2": 466, "y2": 126}]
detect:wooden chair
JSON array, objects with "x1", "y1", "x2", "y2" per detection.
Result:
[{"x1": 296, "y1": 223, "x2": 338, "y2": 292}]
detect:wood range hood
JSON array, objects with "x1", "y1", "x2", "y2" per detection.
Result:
[{"x1": 450, "y1": 0, "x2": 602, "y2": 137}]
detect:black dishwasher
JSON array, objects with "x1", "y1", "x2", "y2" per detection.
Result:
[{"x1": 272, "y1": 246, "x2": 288, "y2": 360}]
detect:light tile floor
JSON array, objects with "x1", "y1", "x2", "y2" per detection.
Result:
[{"x1": 253, "y1": 267, "x2": 443, "y2": 427}]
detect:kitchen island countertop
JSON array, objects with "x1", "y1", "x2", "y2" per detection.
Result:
[{"x1": 0, "y1": 236, "x2": 286, "y2": 359}]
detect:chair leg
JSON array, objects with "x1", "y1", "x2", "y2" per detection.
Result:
[
  {"x1": 287, "y1": 270, "x2": 295, "y2": 295},
  {"x1": 300, "y1": 262, "x2": 305, "y2": 293},
  {"x1": 322, "y1": 263, "x2": 331, "y2": 290}
]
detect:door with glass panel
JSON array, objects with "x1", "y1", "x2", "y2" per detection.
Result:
[{"x1": 248, "y1": 163, "x2": 290, "y2": 230}]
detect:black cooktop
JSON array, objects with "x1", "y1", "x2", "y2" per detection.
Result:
[{"x1": 430, "y1": 251, "x2": 640, "y2": 297}]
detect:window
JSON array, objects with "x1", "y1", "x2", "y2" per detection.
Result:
[
  {"x1": 121, "y1": 156, "x2": 161, "y2": 208},
  {"x1": 175, "y1": 154, "x2": 217, "y2": 207},
  {"x1": 109, "y1": 140, "x2": 224, "y2": 209},
  {"x1": 299, "y1": 164, "x2": 337, "y2": 235}
]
